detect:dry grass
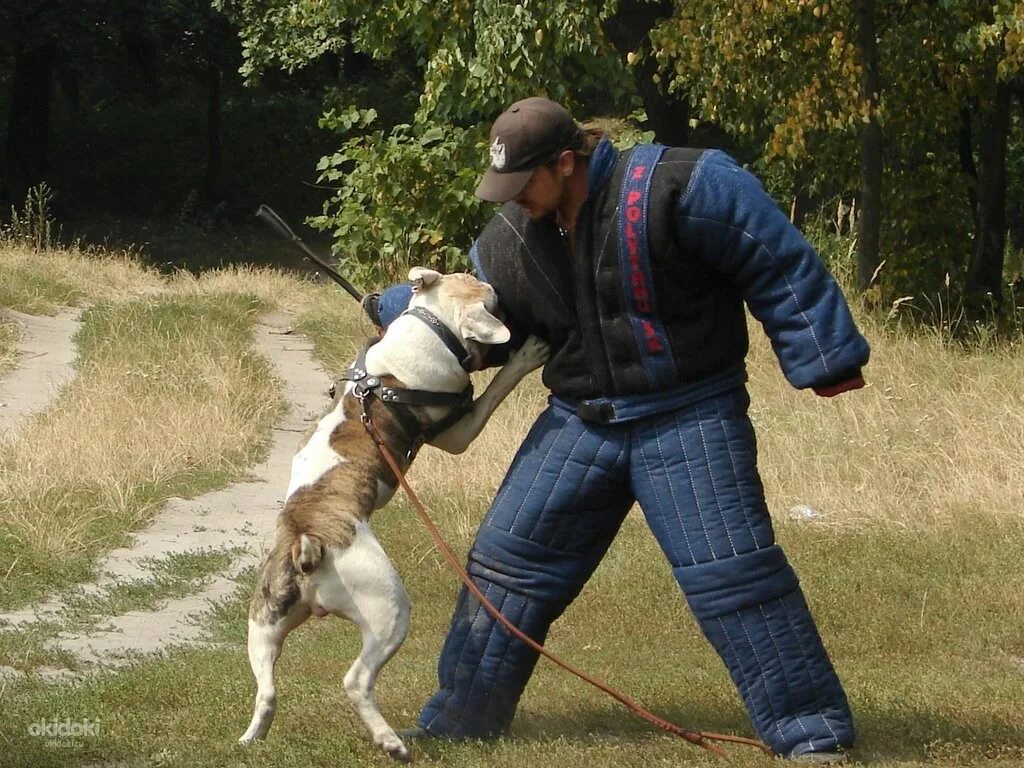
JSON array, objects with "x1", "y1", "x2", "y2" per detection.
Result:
[
  {"x1": 0, "y1": 242, "x2": 333, "y2": 606},
  {"x1": 0, "y1": 314, "x2": 20, "y2": 373},
  {"x1": 0, "y1": 239, "x2": 383, "y2": 608},
  {"x1": 0, "y1": 240, "x2": 340, "y2": 314},
  {"x1": 402, "y1": 309, "x2": 1024, "y2": 538},
  {"x1": 162, "y1": 263, "x2": 320, "y2": 309},
  {"x1": 747, "y1": 312, "x2": 1024, "y2": 530},
  {"x1": 4, "y1": 232, "x2": 1020, "y2": 600},
  {"x1": 0, "y1": 241, "x2": 164, "y2": 312},
  {"x1": 0, "y1": 324, "x2": 278, "y2": 556},
  {"x1": 409, "y1": 370, "x2": 547, "y2": 538}
]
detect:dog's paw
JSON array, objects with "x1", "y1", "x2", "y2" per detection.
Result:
[
  {"x1": 378, "y1": 732, "x2": 411, "y2": 762},
  {"x1": 510, "y1": 335, "x2": 550, "y2": 371}
]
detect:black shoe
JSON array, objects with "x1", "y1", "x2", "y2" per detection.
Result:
[{"x1": 396, "y1": 726, "x2": 433, "y2": 741}]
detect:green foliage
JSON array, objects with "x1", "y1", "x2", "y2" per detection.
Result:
[
  {"x1": 309, "y1": 110, "x2": 489, "y2": 282},
  {"x1": 219, "y1": 0, "x2": 639, "y2": 284},
  {"x1": 646, "y1": 2, "x2": 1024, "y2": 301},
  {"x1": 308, "y1": 106, "x2": 659, "y2": 284},
  {"x1": 219, "y1": 0, "x2": 633, "y2": 120}
]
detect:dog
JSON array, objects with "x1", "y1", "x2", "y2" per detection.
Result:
[{"x1": 239, "y1": 267, "x2": 549, "y2": 759}]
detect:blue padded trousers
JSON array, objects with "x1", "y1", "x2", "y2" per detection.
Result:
[{"x1": 416, "y1": 388, "x2": 854, "y2": 757}]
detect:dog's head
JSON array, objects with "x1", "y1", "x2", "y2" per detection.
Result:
[{"x1": 407, "y1": 267, "x2": 510, "y2": 364}]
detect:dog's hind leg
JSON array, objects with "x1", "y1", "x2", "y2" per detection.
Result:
[
  {"x1": 321, "y1": 523, "x2": 412, "y2": 761},
  {"x1": 239, "y1": 569, "x2": 310, "y2": 744}
]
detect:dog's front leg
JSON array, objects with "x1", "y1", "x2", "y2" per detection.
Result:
[{"x1": 427, "y1": 335, "x2": 549, "y2": 454}]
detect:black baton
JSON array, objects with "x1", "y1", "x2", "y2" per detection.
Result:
[{"x1": 255, "y1": 204, "x2": 364, "y2": 303}]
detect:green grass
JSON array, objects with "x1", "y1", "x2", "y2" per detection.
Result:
[
  {"x1": 0, "y1": 549, "x2": 241, "y2": 675},
  {"x1": 0, "y1": 293, "x2": 284, "y2": 610},
  {"x1": 1, "y1": 504, "x2": 1021, "y2": 767},
  {"x1": 64, "y1": 548, "x2": 240, "y2": 621},
  {"x1": 2, "y1": 240, "x2": 1022, "y2": 767}
]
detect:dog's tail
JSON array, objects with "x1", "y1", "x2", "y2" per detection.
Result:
[{"x1": 291, "y1": 533, "x2": 324, "y2": 574}]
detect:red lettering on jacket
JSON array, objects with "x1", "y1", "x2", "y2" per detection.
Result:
[
  {"x1": 625, "y1": 186, "x2": 652, "y2": 316},
  {"x1": 641, "y1": 321, "x2": 663, "y2": 352}
]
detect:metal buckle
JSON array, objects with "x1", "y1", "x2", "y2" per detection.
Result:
[{"x1": 576, "y1": 401, "x2": 615, "y2": 424}]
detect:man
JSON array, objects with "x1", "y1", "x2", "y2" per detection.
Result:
[{"x1": 383, "y1": 96, "x2": 868, "y2": 763}]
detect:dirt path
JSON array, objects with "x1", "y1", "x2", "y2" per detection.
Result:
[
  {"x1": 0, "y1": 312, "x2": 330, "y2": 679},
  {"x1": 0, "y1": 309, "x2": 82, "y2": 443}
]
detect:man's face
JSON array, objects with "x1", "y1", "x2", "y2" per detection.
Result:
[{"x1": 513, "y1": 162, "x2": 566, "y2": 222}]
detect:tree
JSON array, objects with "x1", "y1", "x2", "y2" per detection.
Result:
[
  {"x1": 4, "y1": 41, "x2": 55, "y2": 209},
  {"x1": 0, "y1": 0, "x2": 240, "y2": 210},
  {"x1": 603, "y1": 0, "x2": 693, "y2": 147},
  {"x1": 649, "y1": 1, "x2": 892, "y2": 295},
  {"x1": 219, "y1": 0, "x2": 639, "y2": 279},
  {"x1": 649, "y1": 0, "x2": 1024, "y2": 303},
  {"x1": 959, "y1": 3, "x2": 1024, "y2": 302},
  {"x1": 855, "y1": 0, "x2": 882, "y2": 294},
  {"x1": 0, "y1": 0, "x2": 97, "y2": 207}
]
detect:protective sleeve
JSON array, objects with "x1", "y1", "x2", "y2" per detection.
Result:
[
  {"x1": 468, "y1": 240, "x2": 528, "y2": 368},
  {"x1": 675, "y1": 150, "x2": 870, "y2": 390},
  {"x1": 368, "y1": 283, "x2": 414, "y2": 329}
]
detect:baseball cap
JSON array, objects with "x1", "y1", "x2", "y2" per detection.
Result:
[{"x1": 475, "y1": 97, "x2": 582, "y2": 203}]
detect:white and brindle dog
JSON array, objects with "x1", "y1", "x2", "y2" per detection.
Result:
[{"x1": 240, "y1": 267, "x2": 548, "y2": 759}]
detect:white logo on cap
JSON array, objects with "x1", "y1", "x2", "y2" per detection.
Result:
[{"x1": 489, "y1": 138, "x2": 506, "y2": 170}]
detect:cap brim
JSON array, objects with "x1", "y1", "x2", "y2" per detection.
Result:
[{"x1": 475, "y1": 167, "x2": 535, "y2": 203}]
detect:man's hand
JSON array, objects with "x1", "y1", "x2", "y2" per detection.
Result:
[{"x1": 813, "y1": 374, "x2": 865, "y2": 397}]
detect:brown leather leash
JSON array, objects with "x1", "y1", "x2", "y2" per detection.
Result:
[{"x1": 362, "y1": 414, "x2": 771, "y2": 759}]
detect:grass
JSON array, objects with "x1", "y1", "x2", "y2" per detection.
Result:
[
  {"x1": 0, "y1": 241, "x2": 163, "y2": 314},
  {"x1": 0, "y1": 244, "x2": 297, "y2": 611},
  {"x1": 0, "y1": 293, "x2": 283, "y2": 608},
  {"x1": 0, "y1": 315, "x2": 20, "y2": 374},
  {"x1": 0, "y1": 549, "x2": 241, "y2": 675},
  {"x1": 0, "y1": 510, "x2": 1020, "y2": 767},
  {"x1": 60, "y1": 548, "x2": 241, "y2": 622},
  {"x1": 0, "y1": 239, "x2": 1022, "y2": 767}
]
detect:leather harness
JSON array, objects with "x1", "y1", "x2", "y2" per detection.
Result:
[{"x1": 340, "y1": 307, "x2": 475, "y2": 454}]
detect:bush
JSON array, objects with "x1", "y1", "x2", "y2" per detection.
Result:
[{"x1": 310, "y1": 108, "x2": 491, "y2": 284}]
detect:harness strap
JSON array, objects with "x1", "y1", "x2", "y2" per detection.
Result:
[
  {"x1": 618, "y1": 144, "x2": 678, "y2": 390},
  {"x1": 341, "y1": 346, "x2": 473, "y2": 409},
  {"x1": 340, "y1": 334, "x2": 474, "y2": 452}
]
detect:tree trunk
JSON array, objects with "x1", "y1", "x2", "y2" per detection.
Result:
[
  {"x1": 1010, "y1": 86, "x2": 1024, "y2": 251},
  {"x1": 4, "y1": 43, "x2": 55, "y2": 209},
  {"x1": 966, "y1": 79, "x2": 1011, "y2": 303},
  {"x1": 203, "y1": 61, "x2": 222, "y2": 202},
  {"x1": 603, "y1": 0, "x2": 692, "y2": 146},
  {"x1": 789, "y1": 165, "x2": 813, "y2": 229},
  {"x1": 958, "y1": 107, "x2": 980, "y2": 237},
  {"x1": 855, "y1": 0, "x2": 883, "y2": 295}
]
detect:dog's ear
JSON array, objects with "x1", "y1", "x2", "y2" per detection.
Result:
[
  {"x1": 460, "y1": 302, "x2": 511, "y2": 345},
  {"x1": 409, "y1": 267, "x2": 443, "y2": 292}
]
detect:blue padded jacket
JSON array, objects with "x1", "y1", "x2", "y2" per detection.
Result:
[{"x1": 469, "y1": 139, "x2": 869, "y2": 402}]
